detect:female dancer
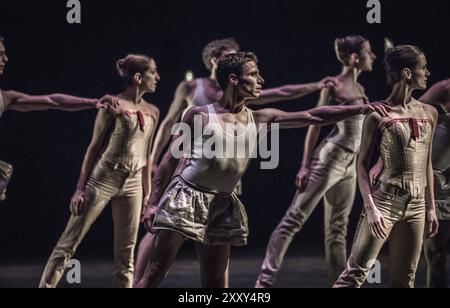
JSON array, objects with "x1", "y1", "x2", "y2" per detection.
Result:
[
  {"x1": 39, "y1": 54, "x2": 160, "y2": 288},
  {"x1": 256, "y1": 35, "x2": 377, "y2": 287},
  {"x1": 334, "y1": 45, "x2": 439, "y2": 288},
  {"x1": 135, "y1": 52, "x2": 388, "y2": 288},
  {"x1": 133, "y1": 38, "x2": 340, "y2": 285},
  {"x1": 421, "y1": 78, "x2": 450, "y2": 288},
  {"x1": 0, "y1": 36, "x2": 115, "y2": 201}
]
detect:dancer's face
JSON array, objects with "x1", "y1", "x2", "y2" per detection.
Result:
[
  {"x1": 410, "y1": 54, "x2": 431, "y2": 90},
  {"x1": 0, "y1": 41, "x2": 8, "y2": 76},
  {"x1": 357, "y1": 41, "x2": 376, "y2": 72},
  {"x1": 237, "y1": 61, "x2": 265, "y2": 99},
  {"x1": 141, "y1": 59, "x2": 160, "y2": 93}
]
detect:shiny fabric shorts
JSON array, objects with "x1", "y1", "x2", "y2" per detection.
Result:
[
  {"x1": 434, "y1": 170, "x2": 450, "y2": 220},
  {"x1": 153, "y1": 176, "x2": 249, "y2": 247},
  {"x1": 0, "y1": 160, "x2": 13, "y2": 202}
]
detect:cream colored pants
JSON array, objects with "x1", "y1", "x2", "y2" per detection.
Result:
[{"x1": 39, "y1": 161, "x2": 143, "y2": 288}]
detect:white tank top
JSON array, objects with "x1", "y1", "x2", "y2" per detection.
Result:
[
  {"x1": 0, "y1": 89, "x2": 5, "y2": 118},
  {"x1": 180, "y1": 104, "x2": 258, "y2": 194}
]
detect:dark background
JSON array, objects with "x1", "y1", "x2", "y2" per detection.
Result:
[{"x1": 0, "y1": 0, "x2": 449, "y2": 263}]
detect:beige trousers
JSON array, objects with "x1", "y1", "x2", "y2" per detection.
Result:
[
  {"x1": 39, "y1": 161, "x2": 143, "y2": 288},
  {"x1": 334, "y1": 182, "x2": 426, "y2": 288}
]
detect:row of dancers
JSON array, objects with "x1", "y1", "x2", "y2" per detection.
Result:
[{"x1": 0, "y1": 35, "x2": 449, "y2": 288}]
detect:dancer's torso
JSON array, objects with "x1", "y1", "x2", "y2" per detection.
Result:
[
  {"x1": 180, "y1": 104, "x2": 258, "y2": 194},
  {"x1": 324, "y1": 86, "x2": 368, "y2": 153},
  {"x1": 375, "y1": 104, "x2": 433, "y2": 196},
  {"x1": 98, "y1": 109, "x2": 156, "y2": 173}
]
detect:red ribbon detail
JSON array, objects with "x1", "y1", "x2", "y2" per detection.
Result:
[
  {"x1": 137, "y1": 111, "x2": 145, "y2": 132},
  {"x1": 409, "y1": 118, "x2": 419, "y2": 140}
]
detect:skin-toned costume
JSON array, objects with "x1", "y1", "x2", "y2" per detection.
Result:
[
  {"x1": 257, "y1": 96, "x2": 368, "y2": 286},
  {"x1": 334, "y1": 107, "x2": 434, "y2": 288},
  {"x1": 39, "y1": 110, "x2": 157, "y2": 288}
]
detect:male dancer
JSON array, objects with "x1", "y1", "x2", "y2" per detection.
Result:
[
  {"x1": 134, "y1": 38, "x2": 341, "y2": 284},
  {"x1": 135, "y1": 52, "x2": 389, "y2": 288}
]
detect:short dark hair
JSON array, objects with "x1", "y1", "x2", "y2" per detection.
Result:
[
  {"x1": 216, "y1": 52, "x2": 258, "y2": 90},
  {"x1": 202, "y1": 38, "x2": 240, "y2": 72},
  {"x1": 384, "y1": 45, "x2": 424, "y2": 86},
  {"x1": 334, "y1": 35, "x2": 368, "y2": 65}
]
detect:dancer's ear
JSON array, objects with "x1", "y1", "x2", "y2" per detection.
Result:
[
  {"x1": 349, "y1": 53, "x2": 360, "y2": 66},
  {"x1": 229, "y1": 74, "x2": 239, "y2": 86},
  {"x1": 134, "y1": 73, "x2": 143, "y2": 85},
  {"x1": 402, "y1": 68, "x2": 412, "y2": 80}
]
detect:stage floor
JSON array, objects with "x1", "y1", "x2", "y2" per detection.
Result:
[{"x1": 1, "y1": 253, "x2": 448, "y2": 288}]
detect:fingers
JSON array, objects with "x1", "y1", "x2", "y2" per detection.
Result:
[
  {"x1": 70, "y1": 198, "x2": 84, "y2": 216},
  {"x1": 369, "y1": 220, "x2": 388, "y2": 239},
  {"x1": 428, "y1": 219, "x2": 439, "y2": 238}
]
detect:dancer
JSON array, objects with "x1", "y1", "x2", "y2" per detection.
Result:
[
  {"x1": 334, "y1": 45, "x2": 439, "y2": 288},
  {"x1": 133, "y1": 38, "x2": 340, "y2": 285},
  {"x1": 135, "y1": 52, "x2": 389, "y2": 288},
  {"x1": 39, "y1": 54, "x2": 160, "y2": 288},
  {"x1": 421, "y1": 79, "x2": 450, "y2": 288},
  {"x1": 256, "y1": 35, "x2": 376, "y2": 287},
  {"x1": 0, "y1": 36, "x2": 115, "y2": 202}
]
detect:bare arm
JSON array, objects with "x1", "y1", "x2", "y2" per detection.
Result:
[
  {"x1": 254, "y1": 103, "x2": 380, "y2": 129},
  {"x1": 249, "y1": 77, "x2": 339, "y2": 106},
  {"x1": 70, "y1": 108, "x2": 114, "y2": 216},
  {"x1": 425, "y1": 105, "x2": 439, "y2": 238},
  {"x1": 357, "y1": 113, "x2": 381, "y2": 212},
  {"x1": 150, "y1": 82, "x2": 189, "y2": 164},
  {"x1": 143, "y1": 107, "x2": 160, "y2": 205},
  {"x1": 357, "y1": 112, "x2": 388, "y2": 239},
  {"x1": 295, "y1": 88, "x2": 333, "y2": 190},
  {"x1": 3, "y1": 90, "x2": 99, "y2": 112},
  {"x1": 420, "y1": 80, "x2": 450, "y2": 113}
]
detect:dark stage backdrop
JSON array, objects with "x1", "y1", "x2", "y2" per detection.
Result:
[{"x1": 0, "y1": 0, "x2": 449, "y2": 262}]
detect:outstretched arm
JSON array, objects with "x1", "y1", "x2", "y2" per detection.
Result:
[
  {"x1": 254, "y1": 101, "x2": 389, "y2": 129},
  {"x1": 249, "y1": 77, "x2": 339, "y2": 106},
  {"x1": 420, "y1": 79, "x2": 450, "y2": 113},
  {"x1": 2, "y1": 90, "x2": 100, "y2": 112},
  {"x1": 150, "y1": 81, "x2": 189, "y2": 165},
  {"x1": 70, "y1": 108, "x2": 115, "y2": 216}
]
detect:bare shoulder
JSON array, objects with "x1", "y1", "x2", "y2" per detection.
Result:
[
  {"x1": 365, "y1": 110, "x2": 384, "y2": 127},
  {"x1": 356, "y1": 83, "x2": 367, "y2": 93},
  {"x1": 143, "y1": 101, "x2": 160, "y2": 117},
  {"x1": 252, "y1": 108, "x2": 283, "y2": 124},
  {"x1": 178, "y1": 80, "x2": 196, "y2": 95},
  {"x1": 182, "y1": 104, "x2": 208, "y2": 124},
  {"x1": 1, "y1": 90, "x2": 25, "y2": 109},
  {"x1": 415, "y1": 99, "x2": 438, "y2": 119}
]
